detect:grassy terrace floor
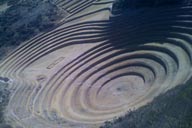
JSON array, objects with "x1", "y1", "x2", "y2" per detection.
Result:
[
  {"x1": 101, "y1": 78, "x2": 192, "y2": 128},
  {"x1": 0, "y1": 0, "x2": 192, "y2": 128}
]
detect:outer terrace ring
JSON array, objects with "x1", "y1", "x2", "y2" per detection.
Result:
[{"x1": 0, "y1": 1, "x2": 192, "y2": 128}]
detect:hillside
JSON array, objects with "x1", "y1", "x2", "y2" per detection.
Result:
[
  {"x1": 0, "y1": 0, "x2": 192, "y2": 128},
  {"x1": 0, "y1": 0, "x2": 66, "y2": 60},
  {"x1": 101, "y1": 0, "x2": 192, "y2": 127},
  {"x1": 101, "y1": 78, "x2": 192, "y2": 128}
]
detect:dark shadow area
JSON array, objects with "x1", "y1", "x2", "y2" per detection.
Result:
[
  {"x1": 112, "y1": 0, "x2": 192, "y2": 13},
  {"x1": 109, "y1": 5, "x2": 192, "y2": 48},
  {"x1": 100, "y1": 1, "x2": 192, "y2": 128}
]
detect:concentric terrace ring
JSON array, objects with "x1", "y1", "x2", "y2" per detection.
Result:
[{"x1": 0, "y1": 1, "x2": 192, "y2": 128}]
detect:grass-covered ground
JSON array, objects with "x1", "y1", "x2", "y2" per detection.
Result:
[
  {"x1": 101, "y1": 1, "x2": 192, "y2": 127},
  {"x1": 0, "y1": 0, "x2": 192, "y2": 128},
  {"x1": 101, "y1": 78, "x2": 192, "y2": 128},
  {"x1": 0, "y1": 0, "x2": 66, "y2": 61},
  {"x1": 0, "y1": 0, "x2": 66, "y2": 127},
  {"x1": 0, "y1": 82, "x2": 12, "y2": 128}
]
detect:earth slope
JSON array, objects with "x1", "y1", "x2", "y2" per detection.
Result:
[{"x1": 0, "y1": 0, "x2": 192, "y2": 128}]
